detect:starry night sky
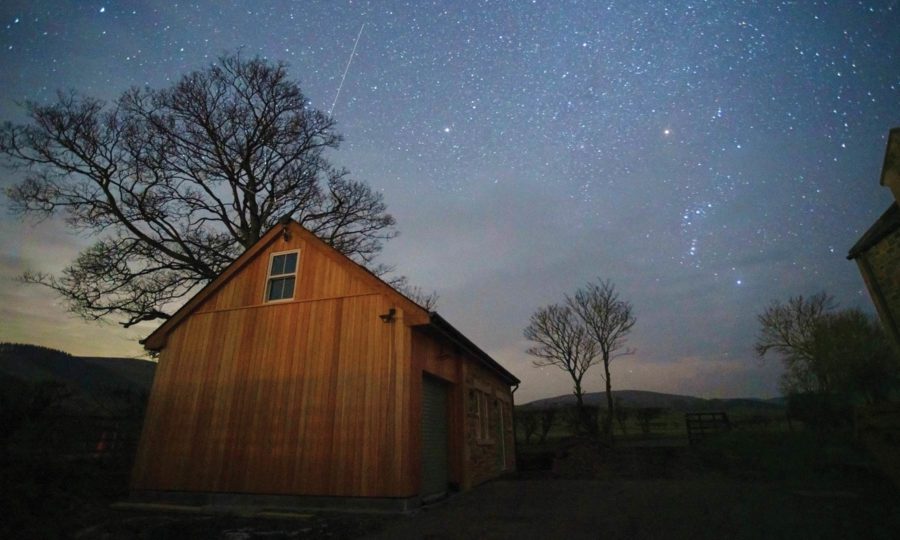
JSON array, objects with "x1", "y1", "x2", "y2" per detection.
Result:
[{"x1": 1, "y1": 1, "x2": 898, "y2": 403}]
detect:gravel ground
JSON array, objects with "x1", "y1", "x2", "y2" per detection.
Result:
[
  {"x1": 76, "y1": 510, "x2": 396, "y2": 539},
  {"x1": 369, "y1": 475, "x2": 900, "y2": 540},
  {"x1": 71, "y1": 438, "x2": 900, "y2": 539},
  {"x1": 76, "y1": 472, "x2": 899, "y2": 539}
]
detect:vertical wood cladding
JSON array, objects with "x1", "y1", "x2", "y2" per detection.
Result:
[
  {"x1": 195, "y1": 233, "x2": 373, "y2": 314},
  {"x1": 410, "y1": 328, "x2": 514, "y2": 491},
  {"x1": 132, "y1": 225, "x2": 418, "y2": 497},
  {"x1": 133, "y1": 222, "x2": 516, "y2": 500},
  {"x1": 409, "y1": 329, "x2": 465, "y2": 491},
  {"x1": 132, "y1": 294, "x2": 415, "y2": 497}
]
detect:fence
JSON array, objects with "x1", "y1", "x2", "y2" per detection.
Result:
[
  {"x1": 3, "y1": 413, "x2": 142, "y2": 464},
  {"x1": 685, "y1": 412, "x2": 731, "y2": 444}
]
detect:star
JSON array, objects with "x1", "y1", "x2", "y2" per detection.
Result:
[{"x1": 0, "y1": 0, "x2": 895, "y2": 403}]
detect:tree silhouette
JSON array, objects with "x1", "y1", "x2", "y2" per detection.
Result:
[
  {"x1": 0, "y1": 52, "x2": 424, "y2": 326},
  {"x1": 614, "y1": 397, "x2": 631, "y2": 436},
  {"x1": 811, "y1": 309, "x2": 900, "y2": 404},
  {"x1": 518, "y1": 409, "x2": 538, "y2": 443},
  {"x1": 524, "y1": 279, "x2": 636, "y2": 438},
  {"x1": 755, "y1": 292, "x2": 834, "y2": 394},
  {"x1": 757, "y1": 293, "x2": 900, "y2": 402},
  {"x1": 568, "y1": 279, "x2": 636, "y2": 438},
  {"x1": 524, "y1": 304, "x2": 598, "y2": 435}
]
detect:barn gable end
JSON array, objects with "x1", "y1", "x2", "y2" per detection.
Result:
[
  {"x1": 132, "y1": 219, "x2": 518, "y2": 509},
  {"x1": 143, "y1": 221, "x2": 428, "y2": 351}
]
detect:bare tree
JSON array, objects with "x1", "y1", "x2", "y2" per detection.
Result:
[
  {"x1": 757, "y1": 293, "x2": 900, "y2": 401},
  {"x1": 0, "y1": 52, "x2": 427, "y2": 327},
  {"x1": 755, "y1": 292, "x2": 834, "y2": 394},
  {"x1": 613, "y1": 397, "x2": 630, "y2": 436},
  {"x1": 518, "y1": 409, "x2": 538, "y2": 444},
  {"x1": 389, "y1": 278, "x2": 439, "y2": 311},
  {"x1": 568, "y1": 279, "x2": 636, "y2": 438},
  {"x1": 538, "y1": 408, "x2": 557, "y2": 442},
  {"x1": 524, "y1": 304, "x2": 598, "y2": 434},
  {"x1": 811, "y1": 309, "x2": 900, "y2": 404},
  {"x1": 634, "y1": 407, "x2": 665, "y2": 434}
]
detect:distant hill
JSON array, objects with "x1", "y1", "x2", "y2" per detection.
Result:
[
  {"x1": 79, "y1": 356, "x2": 156, "y2": 392},
  {"x1": 0, "y1": 343, "x2": 156, "y2": 413},
  {"x1": 520, "y1": 390, "x2": 785, "y2": 412}
]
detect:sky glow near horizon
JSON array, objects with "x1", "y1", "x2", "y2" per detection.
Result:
[{"x1": 1, "y1": 1, "x2": 898, "y2": 403}]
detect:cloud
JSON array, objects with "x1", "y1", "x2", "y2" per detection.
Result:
[
  {"x1": 615, "y1": 354, "x2": 782, "y2": 399},
  {"x1": 0, "y1": 215, "x2": 149, "y2": 357},
  {"x1": 0, "y1": 281, "x2": 148, "y2": 358}
]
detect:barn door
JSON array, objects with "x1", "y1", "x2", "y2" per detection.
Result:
[{"x1": 421, "y1": 375, "x2": 449, "y2": 498}]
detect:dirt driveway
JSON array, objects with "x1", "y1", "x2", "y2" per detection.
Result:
[
  {"x1": 71, "y1": 433, "x2": 900, "y2": 539},
  {"x1": 368, "y1": 475, "x2": 899, "y2": 540},
  {"x1": 74, "y1": 472, "x2": 899, "y2": 539}
]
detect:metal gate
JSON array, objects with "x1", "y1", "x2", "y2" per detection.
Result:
[
  {"x1": 685, "y1": 411, "x2": 731, "y2": 444},
  {"x1": 421, "y1": 375, "x2": 449, "y2": 497}
]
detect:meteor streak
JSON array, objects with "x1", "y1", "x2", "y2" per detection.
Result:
[{"x1": 329, "y1": 23, "x2": 366, "y2": 116}]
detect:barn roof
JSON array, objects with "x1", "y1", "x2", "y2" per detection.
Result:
[
  {"x1": 428, "y1": 312, "x2": 519, "y2": 385},
  {"x1": 879, "y1": 127, "x2": 900, "y2": 187},
  {"x1": 848, "y1": 127, "x2": 900, "y2": 260},
  {"x1": 142, "y1": 218, "x2": 519, "y2": 385},
  {"x1": 847, "y1": 202, "x2": 900, "y2": 260}
]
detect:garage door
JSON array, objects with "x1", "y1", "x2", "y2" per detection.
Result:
[{"x1": 421, "y1": 375, "x2": 449, "y2": 498}]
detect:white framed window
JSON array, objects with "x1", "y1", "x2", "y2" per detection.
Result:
[
  {"x1": 265, "y1": 250, "x2": 299, "y2": 302},
  {"x1": 475, "y1": 390, "x2": 492, "y2": 443}
]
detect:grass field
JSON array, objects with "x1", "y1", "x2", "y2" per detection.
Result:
[
  {"x1": 515, "y1": 407, "x2": 794, "y2": 445},
  {"x1": 4, "y1": 405, "x2": 897, "y2": 538}
]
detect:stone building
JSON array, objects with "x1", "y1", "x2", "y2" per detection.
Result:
[{"x1": 848, "y1": 127, "x2": 900, "y2": 348}]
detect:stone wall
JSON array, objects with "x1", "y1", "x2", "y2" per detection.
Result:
[
  {"x1": 860, "y1": 226, "x2": 900, "y2": 347},
  {"x1": 464, "y1": 361, "x2": 516, "y2": 488}
]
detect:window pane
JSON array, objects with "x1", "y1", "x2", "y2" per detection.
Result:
[
  {"x1": 271, "y1": 254, "x2": 285, "y2": 276},
  {"x1": 267, "y1": 278, "x2": 283, "y2": 300},
  {"x1": 281, "y1": 276, "x2": 295, "y2": 299},
  {"x1": 267, "y1": 277, "x2": 296, "y2": 301},
  {"x1": 283, "y1": 252, "x2": 297, "y2": 273}
]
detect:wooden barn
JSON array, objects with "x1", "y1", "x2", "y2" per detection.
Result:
[{"x1": 131, "y1": 218, "x2": 519, "y2": 510}]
